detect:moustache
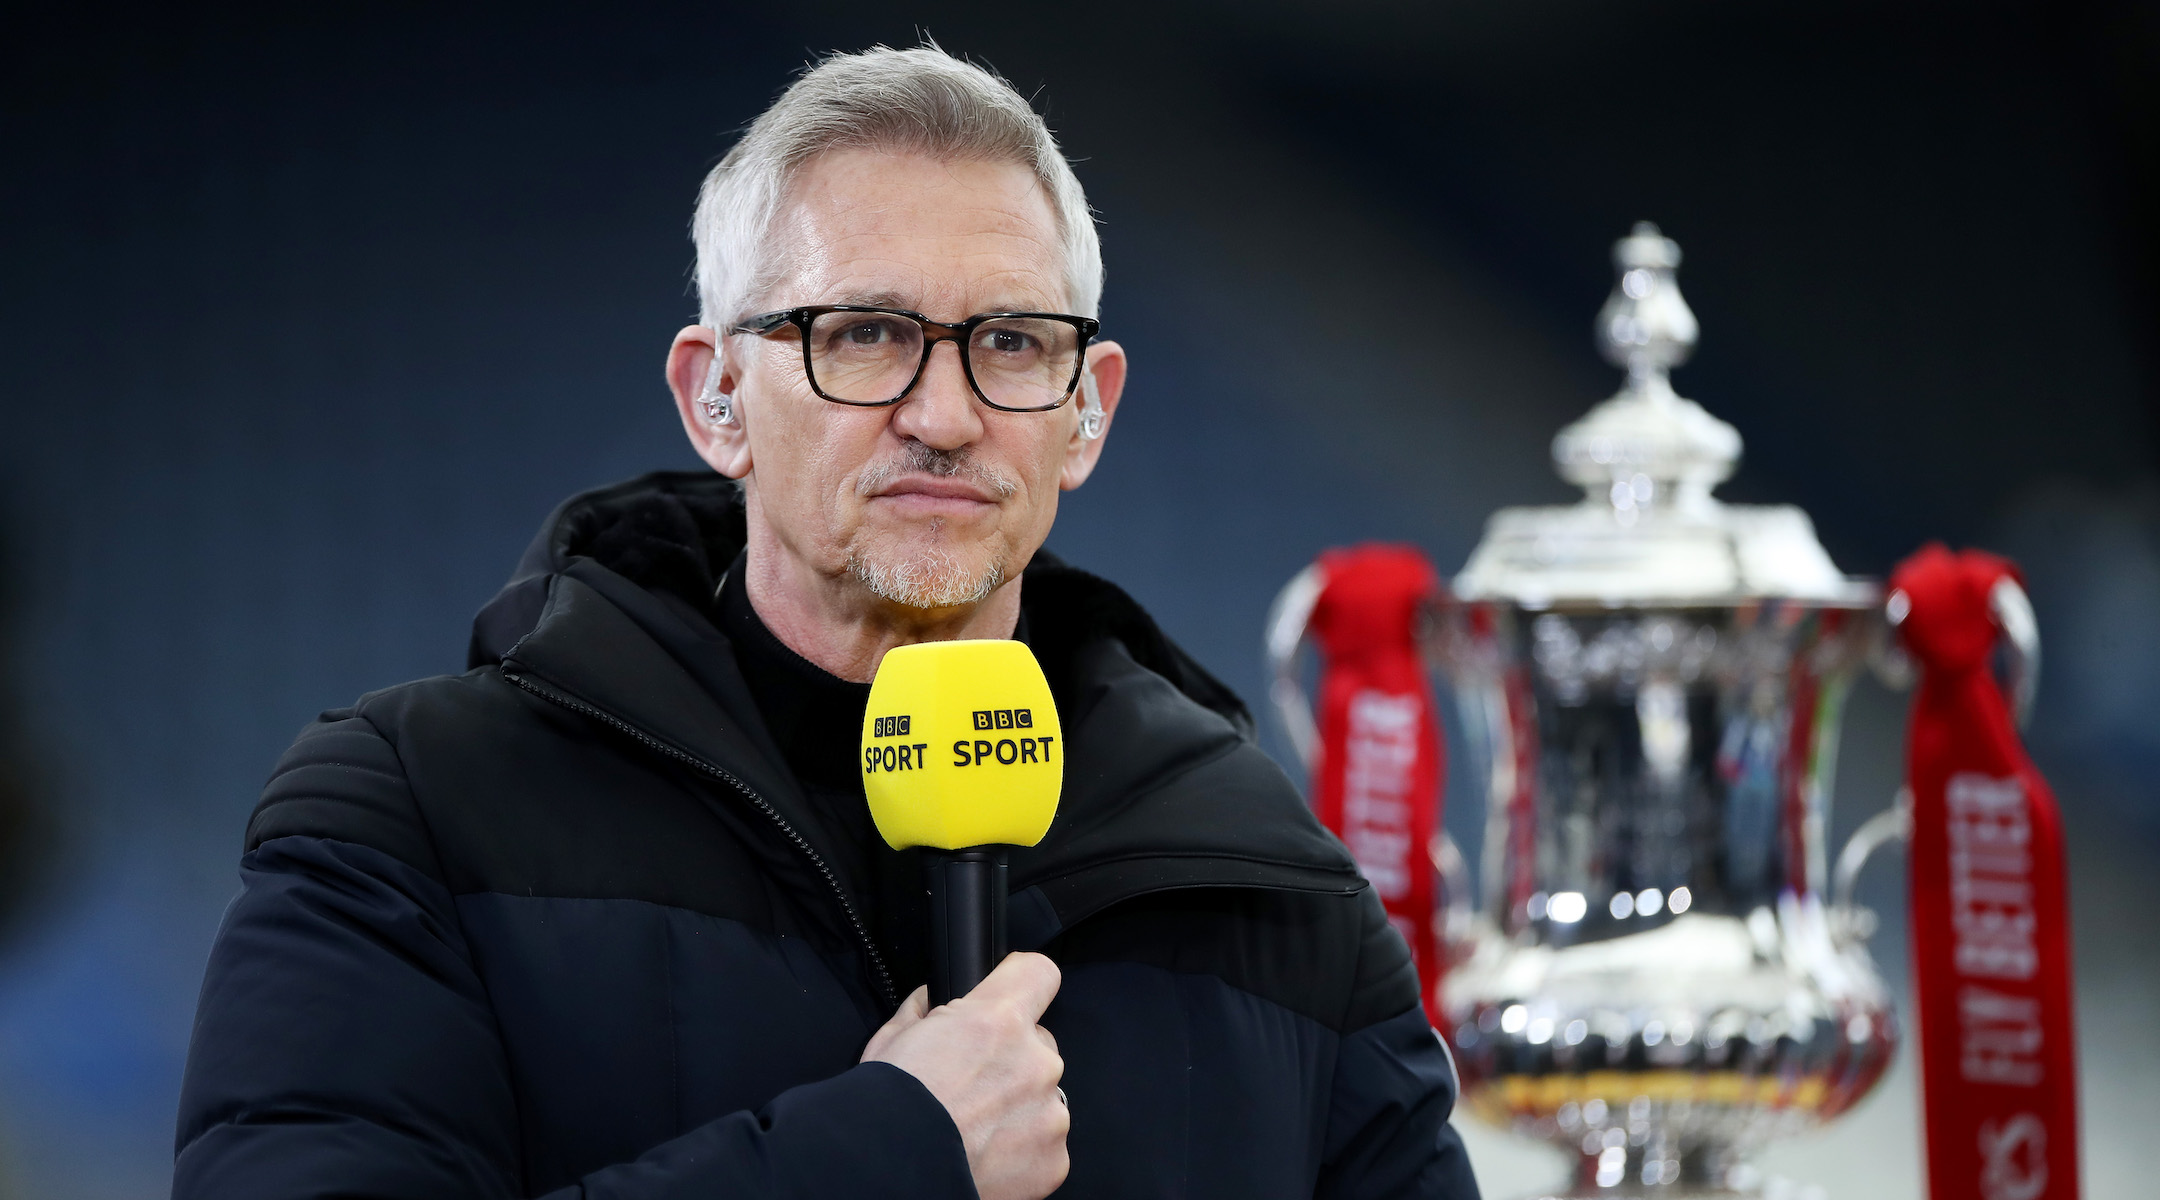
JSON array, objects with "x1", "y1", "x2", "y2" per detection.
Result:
[{"x1": 855, "y1": 443, "x2": 1019, "y2": 500}]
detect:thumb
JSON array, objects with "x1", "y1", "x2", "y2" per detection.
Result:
[
  {"x1": 966, "y1": 951, "x2": 1062, "y2": 1022},
  {"x1": 860, "y1": 986, "x2": 930, "y2": 1063}
]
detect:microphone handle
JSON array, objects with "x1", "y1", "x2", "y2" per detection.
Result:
[{"x1": 926, "y1": 849, "x2": 1008, "y2": 1007}]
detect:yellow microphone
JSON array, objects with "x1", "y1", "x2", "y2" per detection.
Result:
[{"x1": 861, "y1": 639, "x2": 1062, "y2": 1005}]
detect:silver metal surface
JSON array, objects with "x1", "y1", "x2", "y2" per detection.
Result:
[
  {"x1": 1263, "y1": 562, "x2": 1326, "y2": 768},
  {"x1": 1830, "y1": 791, "x2": 1911, "y2": 940},
  {"x1": 1989, "y1": 576, "x2": 2041, "y2": 729}
]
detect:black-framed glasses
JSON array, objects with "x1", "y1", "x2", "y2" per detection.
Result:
[{"x1": 727, "y1": 305, "x2": 1100, "y2": 413}]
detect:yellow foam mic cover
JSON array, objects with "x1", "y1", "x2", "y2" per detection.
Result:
[{"x1": 860, "y1": 639, "x2": 1062, "y2": 851}]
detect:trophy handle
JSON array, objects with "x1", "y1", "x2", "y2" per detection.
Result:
[
  {"x1": 1831, "y1": 787, "x2": 1912, "y2": 943},
  {"x1": 1880, "y1": 575, "x2": 2040, "y2": 730},
  {"x1": 1989, "y1": 575, "x2": 2041, "y2": 731},
  {"x1": 1429, "y1": 831, "x2": 1477, "y2": 949},
  {"x1": 1270, "y1": 565, "x2": 1482, "y2": 935},
  {"x1": 1836, "y1": 576, "x2": 2041, "y2": 944},
  {"x1": 1264, "y1": 564, "x2": 1326, "y2": 770}
]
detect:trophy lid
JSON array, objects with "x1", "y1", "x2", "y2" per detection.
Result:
[{"x1": 1453, "y1": 223, "x2": 1875, "y2": 608}]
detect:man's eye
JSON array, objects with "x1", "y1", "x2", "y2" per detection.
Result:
[
  {"x1": 984, "y1": 329, "x2": 1037, "y2": 353},
  {"x1": 846, "y1": 322, "x2": 890, "y2": 344}
]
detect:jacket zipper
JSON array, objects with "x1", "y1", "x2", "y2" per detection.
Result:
[{"x1": 501, "y1": 667, "x2": 898, "y2": 1009}]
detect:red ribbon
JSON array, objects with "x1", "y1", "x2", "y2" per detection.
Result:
[
  {"x1": 1307, "y1": 544, "x2": 1446, "y2": 1021},
  {"x1": 1894, "y1": 544, "x2": 2080, "y2": 1200}
]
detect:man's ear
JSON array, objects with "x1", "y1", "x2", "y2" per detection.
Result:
[
  {"x1": 667, "y1": 325, "x2": 752, "y2": 478},
  {"x1": 1060, "y1": 340, "x2": 1127, "y2": 491}
]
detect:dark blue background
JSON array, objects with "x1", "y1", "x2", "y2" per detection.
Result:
[{"x1": 1, "y1": 4, "x2": 2154, "y2": 1195}]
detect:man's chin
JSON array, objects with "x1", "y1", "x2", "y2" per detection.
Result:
[{"x1": 844, "y1": 541, "x2": 1006, "y2": 611}]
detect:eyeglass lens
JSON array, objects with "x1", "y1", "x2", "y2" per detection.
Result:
[{"x1": 807, "y1": 312, "x2": 1081, "y2": 409}]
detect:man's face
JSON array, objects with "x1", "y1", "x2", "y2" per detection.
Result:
[{"x1": 716, "y1": 150, "x2": 1107, "y2": 610}]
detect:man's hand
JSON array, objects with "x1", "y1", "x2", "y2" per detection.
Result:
[{"x1": 862, "y1": 953, "x2": 1068, "y2": 1200}]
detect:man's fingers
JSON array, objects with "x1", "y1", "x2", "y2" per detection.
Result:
[{"x1": 972, "y1": 951, "x2": 1062, "y2": 1020}]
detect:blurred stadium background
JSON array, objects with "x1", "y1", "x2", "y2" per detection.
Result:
[{"x1": 2, "y1": 4, "x2": 2154, "y2": 1196}]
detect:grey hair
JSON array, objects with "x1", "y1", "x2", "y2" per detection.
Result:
[{"x1": 692, "y1": 45, "x2": 1103, "y2": 330}]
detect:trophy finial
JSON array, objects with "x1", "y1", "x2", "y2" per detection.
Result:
[
  {"x1": 1596, "y1": 221, "x2": 1698, "y2": 386},
  {"x1": 1552, "y1": 223, "x2": 1737, "y2": 515}
]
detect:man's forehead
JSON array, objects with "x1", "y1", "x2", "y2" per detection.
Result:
[{"x1": 765, "y1": 150, "x2": 1068, "y2": 314}]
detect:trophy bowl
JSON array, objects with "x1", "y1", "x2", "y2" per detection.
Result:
[{"x1": 1437, "y1": 596, "x2": 1898, "y2": 1197}]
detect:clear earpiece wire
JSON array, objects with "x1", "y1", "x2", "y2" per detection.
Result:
[
  {"x1": 696, "y1": 354, "x2": 735, "y2": 426},
  {"x1": 1078, "y1": 372, "x2": 1105, "y2": 441}
]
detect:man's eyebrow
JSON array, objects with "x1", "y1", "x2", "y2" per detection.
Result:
[
  {"x1": 835, "y1": 291, "x2": 916, "y2": 310},
  {"x1": 828, "y1": 292, "x2": 1061, "y2": 316}
]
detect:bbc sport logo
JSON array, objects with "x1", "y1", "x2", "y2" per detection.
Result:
[{"x1": 972, "y1": 709, "x2": 1033, "y2": 731}]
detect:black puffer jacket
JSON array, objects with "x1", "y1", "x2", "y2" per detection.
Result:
[{"x1": 173, "y1": 472, "x2": 1479, "y2": 1200}]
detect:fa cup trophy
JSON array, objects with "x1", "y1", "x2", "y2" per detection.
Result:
[{"x1": 1270, "y1": 224, "x2": 2050, "y2": 1197}]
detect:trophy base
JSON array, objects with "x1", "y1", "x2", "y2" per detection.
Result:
[{"x1": 1516, "y1": 1145, "x2": 1819, "y2": 1200}]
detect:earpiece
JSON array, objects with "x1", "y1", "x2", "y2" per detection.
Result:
[
  {"x1": 696, "y1": 354, "x2": 737, "y2": 427},
  {"x1": 1078, "y1": 372, "x2": 1105, "y2": 441}
]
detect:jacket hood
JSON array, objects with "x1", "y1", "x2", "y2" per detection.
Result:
[
  {"x1": 472, "y1": 472, "x2": 1362, "y2": 939},
  {"x1": 471, "y1": 472, "x2": 750, "y2": 672}
]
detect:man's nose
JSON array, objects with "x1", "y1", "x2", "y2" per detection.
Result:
[{"x1": 889, "y1": 340, "x2": 984, "y2": 450}]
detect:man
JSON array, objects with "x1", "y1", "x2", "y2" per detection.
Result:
[{"x1": 174, "y1": 45, "x2": 1480, "y2": 1200}]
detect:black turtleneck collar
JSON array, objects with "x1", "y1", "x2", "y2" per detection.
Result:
[
  {"x1": 713, "y1": 554, "x2": 873, "y2": 791},
  {"x1": 712, "y1": 551, "x2": 1037, "y2": 788}
]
